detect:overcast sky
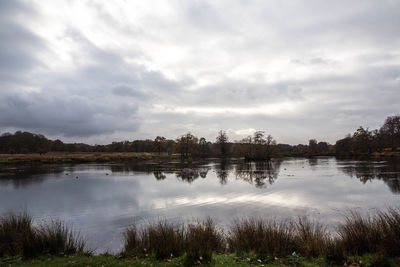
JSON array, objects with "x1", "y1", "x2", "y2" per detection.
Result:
[{"x1": 0, "y1": 0, "x2": 399, "y2": 145}]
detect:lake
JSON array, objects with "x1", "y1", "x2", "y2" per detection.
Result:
[{"x1": 1, "y1": 157, "x2": 399, "y2": 254}]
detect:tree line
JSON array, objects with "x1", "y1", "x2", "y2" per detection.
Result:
[
  {"x1": 0, "y1": 115, "x2": 398, "y2": 158},
  {"x1": 335, "y1": 115, "x2": 400, "y2": 156}
]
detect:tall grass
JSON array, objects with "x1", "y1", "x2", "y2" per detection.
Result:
[
  {"x1": 2, "y1": 208, "x2": 400, "y2": 263},
  {"x1": 227, "y1": 210, "x2": 400, "y2": 261},
  {"x1": 294, "y1": 217, "x2": 328, "y2": 258},
  {"x1": 227, "y1": 218, "x2": 296, "y2": 258},
  {"x1": 0, "y1": 213, "x2": 87, "y2": 258},
  {"x1": 123, "y1": 218, "x2": 224, "y2": 264},
  {"x1": 124, "y1": 220, "x2": 185, "y2": 259},
  {"x1": 35, "y1": 220, "x2": 86, "y2": 256},
  {"x1": 338, "y1": 208, "x2": 400, "y2": 257},
  {"x1": 184, "y1": 218, "x2": 224, "y2": 265},
  {"x1": 227, "y1": 217, "x2": 329, "y2": 259},
  {"x1": 122, "y1": 210, "x2": 400, "y2": 262},
  {"x1": 0, "y1": 212, "x2": 33, "y2": 257}
]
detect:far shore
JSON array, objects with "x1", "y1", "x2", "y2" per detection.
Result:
[
  {"x1": 0, "y1": 151, "x2": 398, "y2": 164},
  {"x1": 0, "y1": 152, "x2": 178, "y2": 164}
]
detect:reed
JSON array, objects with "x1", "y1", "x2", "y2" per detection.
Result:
[
  {"x1": 338, "y1": 208, "x2": 400, "y2": 257},
  {"x1": 0, "y1": 213, "x2": 87, "y2": 258},
  {"x1": 123, "y1": 220, "x2": 185, "y2": 259},
  {"x1": 184, "y1": 218, "x2": 225, "y2": 265},
  {"x1": 227, "y1": 218, "x2": 296, "y2": 258}
]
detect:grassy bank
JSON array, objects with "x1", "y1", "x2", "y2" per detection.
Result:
[
  {"x1": 0, "y1": 152, "x2": 178, "y2": 164},
  {"x1": 0, "y1": 254, "x2": 335, "y2": 266},
  {"x1": 2, "y1": 210, "x2": 400, "y2": 266},
  {"x1": 3, "y1": 253, "x2": 400, "y2": 266}
]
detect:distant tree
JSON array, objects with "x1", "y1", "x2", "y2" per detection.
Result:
[
  {"x1": 153, "y1": 136, "x2": 166, "y2": 154},
  {"x1": 51, "y1": 139, "x2": 65, "y2": 151},
  {"x1": 380, "y1": 115, "x2": 400, "y2": 151},
  {"x1": 308, "y1": 139, "x2": 318, "y2": 154},
  {"x1": 165, "y1": 140, "x2": 175, "y2": 155},
  {"x1": 352, "y1": 126, "x2": 373, "y2": 153},
  {"x1": 317, "y1": 142, "x2": 329, "y2": 153},
  {"x1": 175, "y1": 132, "x2": 198, "y2": 158},
  {"x1": 241, "y1": 131, "x2": 276, "y2": 160},
  {"x1": 370, "y1": 129, "x2": 382, "y2": 152},
  {"x1": 198, "y1": 137, "x2": 210, "y2": 156},
  {"x1": 264, "y1": 134, "x2": 277, "y2": 157},
  {"x1": 335, "y1": 134, "x2": 353, "y2": 155},
  {"x1": 216, "y1": 130, "x2": 229, "y2": 156}
]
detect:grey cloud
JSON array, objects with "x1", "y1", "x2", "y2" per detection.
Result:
[
  {"x1": 0, "y1": 23, "x2": 180, "y2": 138},
  {"x1": 292, "y1": 57, "x2": 336, "y2": 66},
  {"x1": 0, "y1": 0, "x2": 45, "y2": 83},
  {"x1": 166, "y1": 79, "x2": 304, "y2": 108},
  {"x1": 0, "y1": 0, "x2": 399, "y2": 144},
  {"x1": 0, "y1": 92, "x2": 140, "y2": 137},
  {"x1": 112, "y1": 85, "x2": 148, "y2": 98}
]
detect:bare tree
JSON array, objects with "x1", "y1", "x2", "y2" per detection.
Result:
[
  {"x1": 153, "y1": 136, "x2": 166, "y2": 154},
  {"x1": 216, "y1": 130, "x2": 229, "y2": 156},
  {"x1": 380, "y1": 115, "x2": 400, "y2": 151},
  {"x1": 175, "y1": 132, "x2": 198, "y2": 158}
]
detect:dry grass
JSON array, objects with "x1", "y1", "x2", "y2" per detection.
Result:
[
  {"x1": 3, "y1": 209, "x2": 400, "y2": 263},
  {"x1": 0, "y1": 213, "x2": 87, "y2": 259},
  {"x1": 0, "y1": 152, "x2": 174, "y2": 164},
  {"x1": 184, "y1": 218, "x2": 225, "y2": 265},
  {"x1": 123, "y1": 220, "x2": 185, "y2": 259},
  {"x1": 123, "y1": 218, "x2": 224, "y2": 264},
  {"x1": 227, "y1": 218, "x2": 296, "y2": 258},
  {"x1": 338, "y1": 208, "x2": 400, "y2": 257}
]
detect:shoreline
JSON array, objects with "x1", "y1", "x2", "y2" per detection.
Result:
[
  {"x1": 0, "y1": 151, "x2": 399, "y2": 165},
  {"x1": 0, "y1": 152, "x2": 179, "y2": 164}
]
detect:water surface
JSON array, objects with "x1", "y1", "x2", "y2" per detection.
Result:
[{"x1": 1, "y1": 157, "x2": 399, "y2": 253}]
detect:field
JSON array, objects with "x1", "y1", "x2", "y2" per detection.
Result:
[{"x1": 0, "y1": 152, "x2": 177, "y2": 164}]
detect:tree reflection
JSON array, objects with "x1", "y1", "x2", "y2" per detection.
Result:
[
  {"x1": 235, "y1": 160, "x2": 282, "y2": 188},
  {"x1": 338, "y1": 158, "x2": 400, "y2": 193},
  {"x1": 175, "y1": 168, "x2": 200, "y2": 183},
  {"x1": 215, "y1": 160, "x2": 233, "y2": 185},
  {"x1": 153, "y1": 171, "x2": 166, "y2": 180},
  {"x1": 0, "y1": 164, "x2": 66, "y2": 187},
  {"x1": 199, "y1": 167, "x2": 209, "y2": 178}
]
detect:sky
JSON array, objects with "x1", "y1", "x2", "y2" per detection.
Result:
[{"x1": 0, "y1": 0, "x2": 399, "y2": 145}]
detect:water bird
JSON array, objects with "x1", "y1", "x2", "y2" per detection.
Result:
[
  {"x1": 106, "y1": 173, "x2": 109, "y2": 175},
  {"x1": 75, "y1": 176, "x2": 78, "y2": 179}
]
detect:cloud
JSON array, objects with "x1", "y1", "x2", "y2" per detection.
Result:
[
  {"x1": 0, "y1": 0, "x2": 399, "y2": 144},
  {"x1": 0, "y1": 0, "x2": 46, "y2": 84}
]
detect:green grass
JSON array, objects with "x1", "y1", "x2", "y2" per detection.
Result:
[{"x1": 1, "y1": 254, "x2": 336, "y2": 266}]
